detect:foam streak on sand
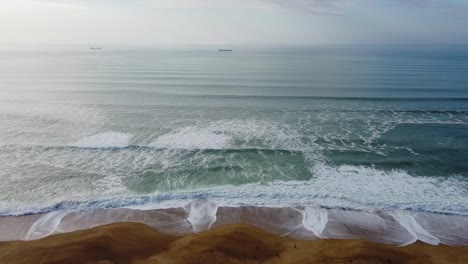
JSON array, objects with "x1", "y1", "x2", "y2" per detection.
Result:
[
  {"x1": 1, "y1": 223, "x2": 467, "y2": 264},
  {"x1": 1, "y1": 201, "x2": 468, "y2": 246}
]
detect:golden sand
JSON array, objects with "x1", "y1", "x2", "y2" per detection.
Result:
[{"x1": 0, "y1": 222, "x2": 467, "y2": 264}]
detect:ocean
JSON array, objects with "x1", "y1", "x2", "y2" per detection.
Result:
[{"x1": 0, "y1": 46, "x2": 467, "y2": 245}]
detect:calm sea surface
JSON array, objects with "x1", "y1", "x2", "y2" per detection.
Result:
[{"x1": 0, "y1": 46, "x2": 467, "y2": 216}]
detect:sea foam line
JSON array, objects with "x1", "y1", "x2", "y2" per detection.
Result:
[
  {"x1": 1, "y1": 201, "x2": 467, "y2": 246},
  {"x1": 1, "y1": 164, "x2": 466, "y2": 217}
]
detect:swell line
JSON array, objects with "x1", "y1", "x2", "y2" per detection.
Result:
[{"x1": 1, "y1": 144, "x2": 305, "y2": 153}]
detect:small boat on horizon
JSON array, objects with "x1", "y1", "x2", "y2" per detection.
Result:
[
  {"x1": 219, "y1": 49, "x2": 232, "y2": 52},
  {"x1": 90, "y1": 47, "x2": 102, "y2": 50}
]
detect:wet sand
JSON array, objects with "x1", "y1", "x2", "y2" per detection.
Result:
[{"x1": 0, "y1": 222, "x2": 467, "y2": 264}]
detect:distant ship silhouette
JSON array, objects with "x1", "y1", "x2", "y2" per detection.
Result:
[
  {"x1": 90, "y1": 47, "x2": 102, "y2": 50},
  {"x1": 219, "y1": 49, "x2": 232, "y2": 52}
]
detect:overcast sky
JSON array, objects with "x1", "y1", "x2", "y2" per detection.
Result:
[{"x1": 1, "y1": 0, "x2": 468, "y2": 47}]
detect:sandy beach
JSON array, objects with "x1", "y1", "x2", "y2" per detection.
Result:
[
  {"x1": 0, "y1": 222, "x2": 467, "y2": 264},
  {"x1": 2, "y1": 1, "x2": 468, "y2": 263}
]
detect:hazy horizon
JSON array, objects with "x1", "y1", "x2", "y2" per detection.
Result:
[{"x1": 2, "y1": 0, "x2": 468, "y2": 47}]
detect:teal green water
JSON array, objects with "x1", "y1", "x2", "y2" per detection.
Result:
[{"x1": 0, "y1": 46, "x2": 467, "y2": 215}]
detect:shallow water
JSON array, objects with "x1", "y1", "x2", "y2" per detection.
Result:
[{"x1": 0, "y1": 46, "x2": 467, "y2": 243}]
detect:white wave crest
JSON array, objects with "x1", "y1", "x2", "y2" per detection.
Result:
[
  {"x1": 0, "y1": 164, "x2": 466, "y2": 218},
  {"x1": 151, "y1": 128, "x2": 231, "y2": 149},
  {"x1": 149, "y1": 119, "x2": 319, "y2": 161}
]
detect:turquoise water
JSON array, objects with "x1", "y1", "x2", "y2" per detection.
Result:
[{"x1": 0, "y1": 46, "x2": 467, "y2": 216}]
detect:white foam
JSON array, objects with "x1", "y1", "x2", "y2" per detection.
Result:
[
  {"x1": 2, "y1": 203, "x2": 467, "y2": 246},
  {"x1": 390, "y1": 210, "x2": 439, "y2": 245},
  {"x1": 186, "y1": 200, "x2": 218, "y2": 232},
  {"x1": 1, "y1": 164, "x2": 466, "y2": 218},
  {"x1": 302, "y1": 207, "x2": 328, "y2": 238},
  {"x1": 150, "y1": 119, "x2": 314, "y2": 153},
  {"x1": 71, "y1": 132, "x2": 132, "y2": 149},
  {"x1": 322, "y1": 209, "x2": 417, "y2": 245},
  {"x1": 413, "y1": 213, "x2": 468, "y2": 246},
  {"x1": 57, "y1": 208, "x2": 193, "y2": 235},
  {"x1": 308, "y1": 164, "x2": 468, "y2": 214},
  {"x1": 25, "y1": 211, "x2": 68, "y2": 240},
  {"x1": 151, "y1": 128, "x2": 231, "y2": 149}
]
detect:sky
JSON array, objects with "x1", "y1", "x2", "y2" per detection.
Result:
[{"x1": 1, "y1": 0, "x2": 468, "y2": 47}]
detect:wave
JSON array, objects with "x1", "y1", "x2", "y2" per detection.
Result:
[
  {"x1": 183, "y1": 94, "x2": 468, "y2": 102},
  {"x1": 1, "y1": 122, "x2": 467, "y2": 243},
  {"x1": 3, "y1": 120, "x2": 311, "y2": 152},
  {"x1": 70, "y1": 132, "x2": 133, "y2": 149},
  {"x1": 0, "y1": 164, "x2": 466, "y2": 217},
  {"x1": 149, "y1": 120, "x2": 311, "y2": 153},
  {"x1": 4, "y1": 90, "x2": 468, "y2": 102},
  {"x1": 150, "y1": 128, "x2": 231, "y2": 150},
  {"x1": 6, "y1": 145, "x2": 304, "y2": 154}
]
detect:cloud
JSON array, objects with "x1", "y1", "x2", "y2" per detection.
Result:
[
  {"x1": 143, "y1": 0, "x2": 273, "y2": 9},
  {"x1": 262, "y1": 0, "x2": 358, "y2": 15},
  {"x1": 24, "y1": 0, "x2": 468, "y2": 16},
  {"x1": 395, "y1": 0, "x2": 468, "y2": 17},
  {"x1": 143, "y1": 0, "x2": 358, "y2": 15},
  {"x1": 263, "y1": 0, "x2": 468, "y2": 16},
  {"x1": 30, "y1": 0, "x2": 88, "y2": 10},
  {"x1": 143, "y1": 0, "x2": 468, "y2": 16}
]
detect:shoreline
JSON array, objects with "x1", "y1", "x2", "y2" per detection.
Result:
[
  {"x1": 1, "y1": 202, "x2": 467, "y2": 246},
  {"x1": 1, "y1": 222, "x2": 467, "y2": 264}
]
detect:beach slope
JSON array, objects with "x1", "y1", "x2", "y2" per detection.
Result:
[{"x1": 0, "y1": 222, "x2": 467, "y2": 264}]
